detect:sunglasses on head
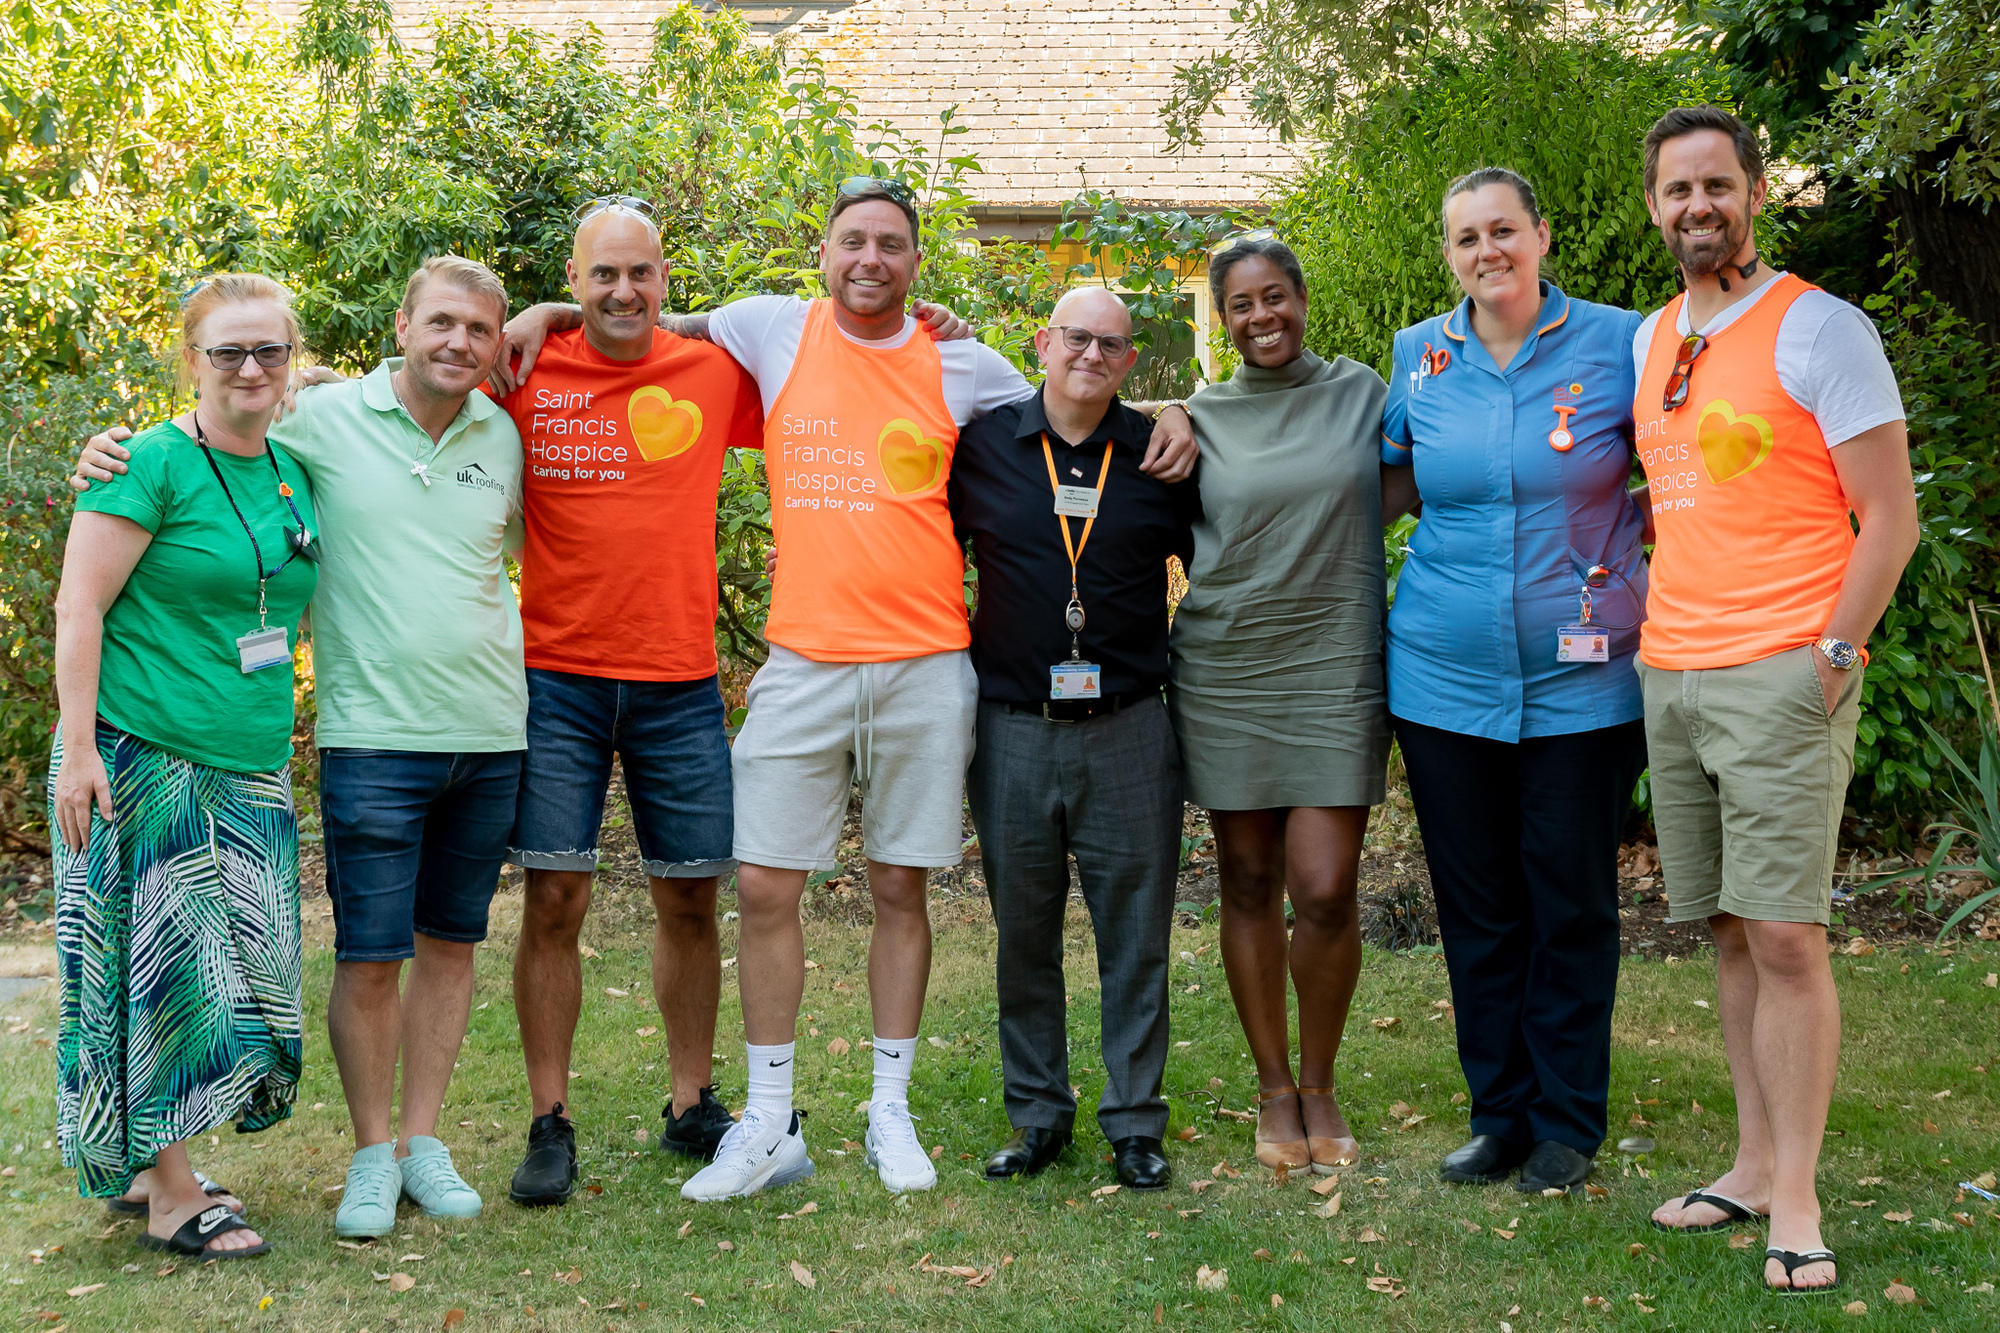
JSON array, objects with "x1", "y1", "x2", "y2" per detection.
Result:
[
  {"x1": 574, "y1": 194, "x2": 658, "y2": 222},
  {"x1": 1662, "y1": 333, "x2": 1708, "y2": 412},
  {"x1": 1209, "y1": 227, "x2": 1278, "y2": 257},
  {"x1": 837, "y1": 175, "x2": 916, "y2": 205},
  {"x1": 193, "y1": 342, "x2": 294, "y2": 371}
]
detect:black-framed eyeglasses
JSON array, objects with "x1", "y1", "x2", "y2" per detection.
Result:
[
  {"x1": 1209, "y1": 227, "x2": 1277, "y2": 256},
  {"x1": 192, "y1": 342, "x2": 293, "y2": 371},
  {"x1": 837, "y1": 175, "x2": 915, "y2": 205},
  {"x1": 1662, "y1": 333, "x2": 1708, "y2": 412},
  {"x1": 1048, "y1": 325, "x2": 1135, "y2": 358},
  {"x1": 574, "y1": 194, "x2": 658, "y2": 222}
]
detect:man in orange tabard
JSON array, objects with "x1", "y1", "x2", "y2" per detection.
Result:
[{"x1": 1627, "y1": 109, "x2": 1919, "y2": 1296}]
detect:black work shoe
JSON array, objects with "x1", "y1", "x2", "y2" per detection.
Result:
[
  {"x1": 1515, "y1": 1139, "x2": 1593, "y2": 1193},
  {"x1": 509, "y1": 1104, "x2": 578, "y2": 1207},
  {"x1": 659, "y1": 1085, "x2": 736, "y2": 1161},
  {"x1": 1440, "y1": 1134, "x2": 1529, "y2": 1184},
  {"x1": 1112, "y1": 1135, "x2": 1171, "y2": 1190},
  {"x1": 983, "y1": 1126, "x2": 1070, "y2": 1180}
]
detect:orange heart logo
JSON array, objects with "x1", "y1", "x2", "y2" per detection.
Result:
[
  {"x1": 628, "y1": 386, "x2": 702, "y2": 462},
  {"x1": 1695, "y1": 398, "x2": 1774, "y2": 484},
  {"x1": 876, "y1": 417, "x2": 945, "y2": 495}
]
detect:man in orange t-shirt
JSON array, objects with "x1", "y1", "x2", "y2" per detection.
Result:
[
  {"x1": 494, "y1": 202, "x2": 764, "y2": 1208},
  {"x1": 1627, "y1": 109, "x2": 1918, "y2": 1297}
]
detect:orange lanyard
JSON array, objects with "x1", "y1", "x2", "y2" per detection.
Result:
[{"x1": 1039, "y1": 433, "x2": 1115, "y2": 592}]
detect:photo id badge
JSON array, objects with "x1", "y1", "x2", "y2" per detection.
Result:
[
  {"x1": 1555, "y1": 625, "x2": 1609, "y2": 663},
  {"x1": 1049, "y1": 662, "x2": 1101, "y2": 700},
  {"x1": 1052, "y1": 485, "x2": 1100, "y2": 519},
  {"x1": 237, "y1": 625, "x2": 290, "y2": 674}
]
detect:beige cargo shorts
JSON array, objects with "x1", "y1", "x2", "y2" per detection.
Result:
[{"x1": 1638, "y1": 645, "x2": 1865, "y2": 925}]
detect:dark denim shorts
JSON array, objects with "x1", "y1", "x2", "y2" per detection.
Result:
[
  {"x1": 507, "y1": 669, "x2": 735, "y2": 880},
  {"x1": 320, "y1": 748, "x2": 523, "y2": 962}
]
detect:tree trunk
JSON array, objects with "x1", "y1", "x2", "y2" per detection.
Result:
[{"x1": 1892, "y1": 186, "x2": 2000, "y2": 341}]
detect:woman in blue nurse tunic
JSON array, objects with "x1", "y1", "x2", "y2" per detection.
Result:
[{"x1": 1381, "y1": 168, "x2": 1649, "y2": 1196}]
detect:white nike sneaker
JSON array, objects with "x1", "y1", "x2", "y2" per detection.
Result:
[
  {"x1": 865, "y1": 1100, "x2": 937, "y2": 1193},
  {"x1": 680, "y1": 1108, "x2": 814, "y2": 1201}
]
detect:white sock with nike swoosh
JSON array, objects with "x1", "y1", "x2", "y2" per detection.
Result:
[
  {"x1": 745, "y1": 1042, "x2": 795, "y2": 1120},
  {"x1": 870, "y1": 1035, "x2": 917, "y2": 1112}
]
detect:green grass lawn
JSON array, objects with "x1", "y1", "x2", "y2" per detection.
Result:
[{"x1": 0, "y1": 886, "x2": 1994, "y2": 1332}]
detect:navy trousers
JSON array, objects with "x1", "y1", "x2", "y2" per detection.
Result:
[{"x1": 1394, "y1": 717, "x2": 1646, "y2": 1155}]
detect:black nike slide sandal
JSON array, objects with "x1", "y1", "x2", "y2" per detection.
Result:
[
  {"x1": 136, "y1": 1204, "x2": 271, "y2": 1259},
  {"x1": 1651, "y1": 1188, "x2": 1767, "y2": 1234},
  {"x1": 107, "y1": 1171, "x2": 242, "y2": 1217},
  {"x1": 1765, "y1": 1247, "x2": 1838, "y2": 1295}
]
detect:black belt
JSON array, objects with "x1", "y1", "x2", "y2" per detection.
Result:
[{"x1": 998, "y1": 689, "x2": 1153, "y2": 724}]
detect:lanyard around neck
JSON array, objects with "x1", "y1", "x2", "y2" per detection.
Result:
[
  {"x1": 1038, "y1": 432, "x2": 1115, "y2": 590},
  {"x1": 195, "y1": 414, "x2": 310, "y2": 625}
]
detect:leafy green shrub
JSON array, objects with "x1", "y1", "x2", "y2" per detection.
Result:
[
  {"x1": 1270, "y1": 31, "x2": 1734, "y2": 375},
  {"x1": 0, "y1": 342, "x2": 174, "y2": 820}
]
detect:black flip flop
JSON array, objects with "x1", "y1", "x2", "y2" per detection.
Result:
[
  {"x1": 1652, "y1": 1188, "x2": 1767, "y2": 1234},
  {"x1": 135, "y1": 1204, "x2": 271, "y2": 1260},
  {"x1": 106, "y1": 1172, "x2": 242, "y2": 1217},
  {"x1": 1766, "y1": 1247, "x2": 1838, "y2": 1295}
]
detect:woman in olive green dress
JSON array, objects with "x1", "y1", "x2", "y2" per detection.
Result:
[{"x1": 1164, "y1": 236, "x2": 1393, "y2": 1174}]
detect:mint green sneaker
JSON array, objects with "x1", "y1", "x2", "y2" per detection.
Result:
[
  {"x1": 398, "y1": 1136, "x2": 482, "y2": 1219},
  {"x1": 335, "y1": 1141, "x2": 402, "y2": 1238}
]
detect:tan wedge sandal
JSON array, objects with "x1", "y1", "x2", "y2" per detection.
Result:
[
  {"x1": 1254, "y1": 1087, "x2": 1311, "y2": 1171},
  {"x1": 1299, "y1": 1086, "x2": 1360, "y2": 1173}
]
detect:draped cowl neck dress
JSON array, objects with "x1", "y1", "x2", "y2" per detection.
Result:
[{"x1": 1168, "y1": 349, "x2": 1392, "y2": 810}]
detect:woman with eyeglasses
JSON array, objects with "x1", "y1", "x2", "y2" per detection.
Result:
[
  {"x1": 50, "y1": 273, "x2": 318, "y2": 1261},
  {"x1": 1380, "y1": 168, "x2": 1648, "y2": 1194},
  {"x1": 1159, "y1": 233, "x2": 1390, "y2": 1175}
]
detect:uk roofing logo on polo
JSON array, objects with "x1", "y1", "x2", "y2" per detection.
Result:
[{"x1": 526, "y1": 384, "x2": 703, "y2": 478}]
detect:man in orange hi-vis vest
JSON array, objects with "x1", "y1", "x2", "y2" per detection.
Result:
[
  {"x1": 506, "y1": 179, "x2": 1199, "y2": 1202},
  {"x1": 1627, "y1": 108, "x2": 1919, "y2": 1297}
]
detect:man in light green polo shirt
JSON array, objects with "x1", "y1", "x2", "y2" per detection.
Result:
[{"x1": 75, "y1": 256, "x2": 525, "y2": 1239}]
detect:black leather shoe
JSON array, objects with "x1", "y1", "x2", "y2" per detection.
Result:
[
  {"x1": 509, "y1": 1104, "x2": 578, "y2": 1207},
  {"x1": 1440, "y1": 1134, "x2": 1529, "y2": 1184},
  {"x1": 983, "y1": 1126, "x2": 1070, "y2": 1179},
  {"x1": 1112, "y1": 1136, "x2": 1171, "y2": 1190},
  {"x1": 1515, "y1": 1139, "x2": 1593, "y2": 1193},
  {"x1": 659, "y1": 1085, "x2": 736, "y2": 1160}
]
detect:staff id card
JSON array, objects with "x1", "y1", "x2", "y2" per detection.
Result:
[
  {"x1": 1049, "y1": 661, "x2": 1101, "y2": 700},
  {"x1": 1555, "y1": 625, "x2": 1609, "y2": 663},
  {"x1": 1052, "y1": 484, "x2": 1101, "y2": 519},
  {"x1": 237, "y1": 626, "x2": 290, "y2": 673}
]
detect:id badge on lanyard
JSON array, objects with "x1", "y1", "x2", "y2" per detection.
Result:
[
  {"x1": 237, "y1": 625, "x2": 290, "y2": 672},
  {"x1": 1041, "y1": 433, "x2": 1115, "y2": 699}
]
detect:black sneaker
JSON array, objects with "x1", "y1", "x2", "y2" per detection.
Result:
[
  {"x1": 659, "y1": 1085, "x2": 737, "y2": 1160},
  {"x1": 509, "y1": 1103, "x2": 578, "y2": 1207}
]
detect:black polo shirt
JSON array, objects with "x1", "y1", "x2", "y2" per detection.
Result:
[{"x1": 948, "y1": 388, "x2": 1199, "y2": 705}]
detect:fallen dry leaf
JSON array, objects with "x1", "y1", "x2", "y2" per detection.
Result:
[
  {"x1": 1491, "y1": 1228, "x2": 1516, "y2": 1240},
  {"x1": 389, "y1": 1273, "x2": 416, "y2": 1293},
  {"x1": 1842, "y1": 937, "x2": 1875, "y2": 956},
  {"x1": 1584, "y1": 1183, "x2": 1609, "y2": 1198},
  {"x1": 442, "y1": 1310, "x2": 466, "y2": 1329},
  {"x1": 1175, "y1": 1126, "x2": 1200, "y2": 1142},
  {"x1": 928, "y1": 1144, "x2": 944, "y2": 1160},
  {"x1": 1214, "y1": 1107, "x2": 1254, "y2": 1123},
  {"x1": 1370, "y1": 1016, "x2": 1400, "y2": 1030},
  {"x1": 677, "y1": 1220, "x2": 693, "y2": 1238},
  {"x1": 790, "y1": 1259, "x2": 816, "y2": 1289},
  {"x1": 1188, "y1": 1179, "x2": 1213, "y2": 1194},
  {"x1": 555, "y1": 1267, "x2": 582, "y2": 1285},
  {"x1": 1389, "y1": 1101, "x2": 1415, "y2": 1118},
  {"x1": 1311, "y1": 1174, "x2": 1341, "y2": 1197},
  {"x1": 1270, "y1": 1292, "x2": 1283, "y2": 1308},
  {"x1": 1728, "y1": 1233, "x2": 1757, "y2": 1249},
  {"x1": 65, "y1": 1284, "x2": 104, "y2": 1298},
  {"x1": 1457, "y1": 1219, "x2": 1482, "y2": 1234},
  {"x1": 1356, "y1": 1227, "x2": 1386, "y2": 1243},
  {"x1": 1583, "y1": 1294, "x2": 1610, "y2": 1309},
  {"x1": 1858, "y1": 1176, "x2": 1885, "y2": 1186},
  {"x1": 826, "y1": 1037, "x2": 850, "y2": 1056},
  {"x1": 1365, "y1": 1273, "x2": 1406, "y2": 1297},
  {"x1": 1451, "y1": 1091, "x2": 1468, "y2": 1105},
  {"x1": 604, "y1": 987, "x2": 628, "y2": 998},
  {"x1": 1091, "y1": 1184, "x2": 1121, "y2": 1199},
  {"x1": 1883, "y1": 1280, "x2": 1917, "y2": 1305},
  {"x1": 717, "y1": 1240, "x2": 734, "y2": 1252},
  {"x1": 636, "y1": 1026, "x2": 658, "y2": 1038},
  {"x1": 1923, "y1": 1119, "x2": 1940, "y2": 1134},
  {"x1": 1984, "y1": 973, "x2": 1997, "y2": 988},
  {"x1": 1884, "y1": 1210, "x2": 1914, "y2": 1223},
  {"x1": 1973, "y1": 1172, "x2": 1996, "y2": 1190},
  {"x1": 1627, "y1": 1242, "x2": 1647, "y2": 1256},
  {"x1": 1843, "y1": 1299, "x2": 1868, "y2": 1316},
  {"x1": 1954, "y1": 1212, "x2": 1974, "y2": 1226},
  {"x1": 1195, "y1": 1264, "x2": 1228, "y2": 1292}
]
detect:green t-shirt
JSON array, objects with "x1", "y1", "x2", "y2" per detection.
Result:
[
  {"x1": 72, "y1": 420, "x2": 319, "y2": 773},
  {"x1": 270, "y1": 363, "x2": 526, "y2": 751}
]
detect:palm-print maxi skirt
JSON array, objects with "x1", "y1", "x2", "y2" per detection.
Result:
[{"x1": 48, "y1": 724, "x2": 302, "y2": 1197}]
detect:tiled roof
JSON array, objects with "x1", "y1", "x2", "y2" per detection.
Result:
[{"x1": 257, "y1": 0, "x2": 1296, "y2": 212}]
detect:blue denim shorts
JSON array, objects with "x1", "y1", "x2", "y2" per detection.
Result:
[
  {"x1": 507, "y1": 669, "x2": 735, "y2": 879},
  {"x1": 320, "y1": 748, "x2": 523, "y2": 962}
]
